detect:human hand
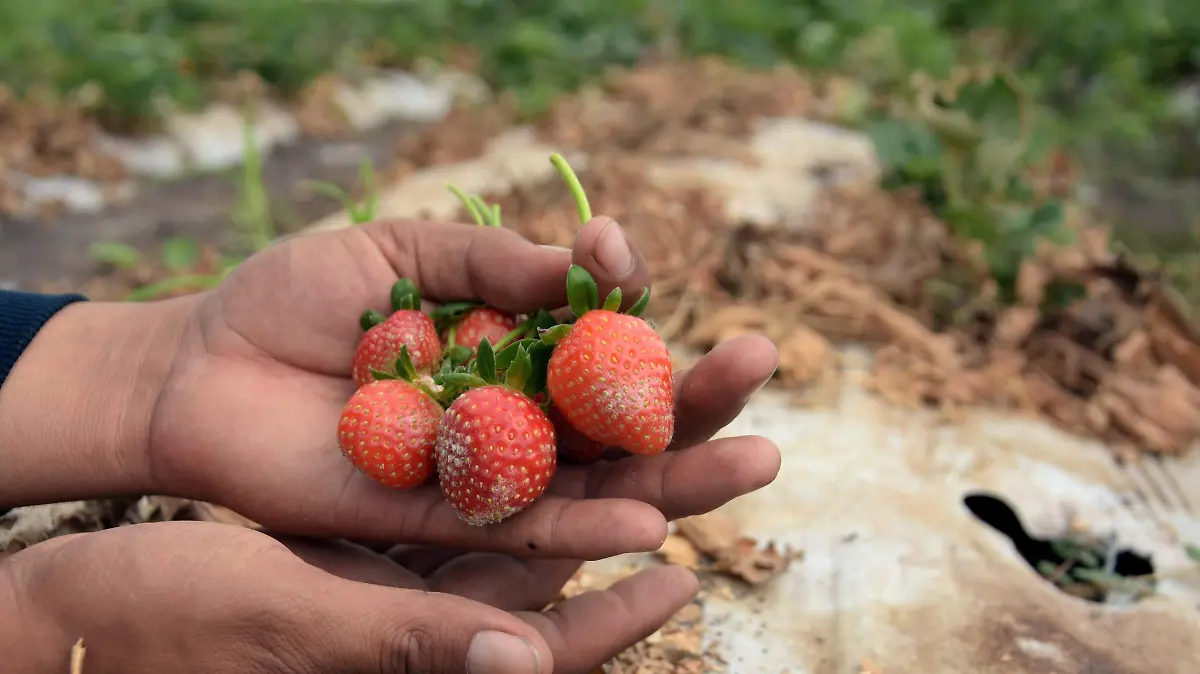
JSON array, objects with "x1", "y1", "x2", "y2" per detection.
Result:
[
  {"x1": 2, "y1": 520, "x2": 698, "y2": 673},
  {"x1": 145, "y1": 216, "x2": 780, "y2": 559}
]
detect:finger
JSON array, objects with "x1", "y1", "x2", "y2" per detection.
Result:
[
  {"x1": 359, "y1": 218, "x2": 574, "y2": 313},
  {"x1": 293, "y1": 563, "x2": 555, "y2": 674},
  {"x1": 268, "y1": 533, "x2": 426, "y2": 589},
  {"x1": 516, "y1": 565, "x2": 699, "y2": 674},
  {"x1": 553, "y1": 435, "x2": 782, "y2": 520},
  {"x1": 427, "y1": 555, "x2": 583, "y2": 612},
  {"x1": 668, "y1": 333, "x2": 779, "y2": 449},
  {"x1": 316, "y1": 475, "x2": 668, "y2": 561},
  {"x1": 386, "y1": 544, "x2": 468, "y2": 576},
  {"x1": 569, "y1": 217, "x2": 653, "y2": 310}
]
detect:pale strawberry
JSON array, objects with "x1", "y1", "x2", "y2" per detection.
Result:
[
  {"x1": 337, "y1": 379, "x2": 443, "y2": 488},
  {"x1": 435, "y1": 385, "x2": 557, "y2": 526},
  {"x1": 351, "y1": 310, "x2": 441, "y2": 389},
  {"x1": 450, "y1": 307, "x2": 518, "y2": 353},
  {"x1": 546, "y1": 309, "x2": 674, "y2": 455}
]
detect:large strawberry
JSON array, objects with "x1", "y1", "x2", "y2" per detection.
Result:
[
  {"x1": 542, "y1": 274, "x2": 673, "y2": 457},
  {"x1": 337, "y1": 378, "x2": 443, "y2": 488},
  {"x1": 540, "y1": 155, "x2": 675, "y2": 455},
  {"x1": 435, "y1": 341, "x2": 557, "y2": 525},
  {"x1": 352, "y1": 279, "x2": 441, "y2": 388}
]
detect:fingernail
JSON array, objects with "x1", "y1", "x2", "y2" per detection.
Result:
[
  {"x1": 593, "y1": 219, "x2": 634, "y2": 279},
  {"x1": 537, "y1": 244, "x2": 571, "y2": 254},
  {"x1": 467, "y1": 631, "x2": 540, "y2": 674}
]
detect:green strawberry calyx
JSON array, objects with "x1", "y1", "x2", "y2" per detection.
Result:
[
  {"x1": 358, "y1": 278, "x2": 423, "y2": 333},
  {"x1": 368, "y1": 344, "x2": 443, "y2": 402},
  {"x1": 437, "y1": 337, "x2": 553, "y2": 405}
]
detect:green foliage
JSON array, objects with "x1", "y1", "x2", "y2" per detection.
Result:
[{"x1": 24, "y1": 0, "x2": 1200, "y2": 303}]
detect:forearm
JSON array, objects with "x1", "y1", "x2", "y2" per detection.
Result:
[{"x1": 0, "y1": 297, "x2": 191, "y2": 508}]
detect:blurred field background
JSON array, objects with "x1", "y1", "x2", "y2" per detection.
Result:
[
  {"x1": 4, "y1": 2, "x2": 1200, "y2": 660},
  {"x1": 2, "y1": 0, "x2": 1199, "y2": 292}
]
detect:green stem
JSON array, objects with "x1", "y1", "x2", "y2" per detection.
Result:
[{"x1": 550, "y1": 153, "x2": 592, "y2": 224}]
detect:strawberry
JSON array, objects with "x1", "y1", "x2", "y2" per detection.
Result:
[
  {"x1": 449, "y1": 307, "x2": 518, "y2": 355},
  {"x1": 337, "y1": 378, "x2": 443, "y2": 488},
  {"x1": 434, "y1": 340, "x2": 557, "y2": 525},
  {"x1": 352, "y1": 279, "x2": 441, "y2": 388},
  {"x1": 539, "y1": 157, "x2": 675, "y2": 455},
  {"x1": 435, "y1": 385, "x2": 557, "y2": 526},
  {"x1": 543, "y1": 265, "x2": 674, "y2": 456},
  {"x1": 549, "y1": 404, "x2": 606, "y2": 464}
]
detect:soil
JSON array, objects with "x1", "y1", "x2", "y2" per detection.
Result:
[{"x1": 0, "y1": 119, "x2": 420, "y2": 295}]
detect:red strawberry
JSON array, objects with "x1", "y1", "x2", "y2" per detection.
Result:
[
  {"x1": 450, "y1": 307, "x2": 518, "y2": 353},
  {"x1": 435, "y1": 385, "x2": 557, "y2": 526},
  {"x1": 546, "y1": 309, "x2": 674, "y2": 455},
  {"x1": 549, "y1": 404, "x2": 606, "y2": 463},
  {"x1": 352, "y1": 310, "x2": 441, "y2": 389},
  {"x1": 337, "y1": 379, "x2": 443, "y2": 488}
]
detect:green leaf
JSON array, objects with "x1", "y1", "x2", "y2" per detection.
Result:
[
  {"x1": 89, "y1": 241, "x2": 143, "y2": 269},
  {"x1": 390, "y1": 278, "x2": 421, "y2": 311},
  {"x1": 531, "y1": 309, "x2": 559, "y2": 331},
  {"x1": 539, "y1": 324, "x2": 572, "y2": 346},
  {"x1": 524, "y1": 340, "x2": 553, "y2": 397},
  {"x1": 566, "y1": 264, "x2": 599, "y2": 318},
  {"x1": 360, "y1": 309, "x2": 387, "y2": 331},
  {"x1": 369, "y1": 368, "x2": 399, "y2": 381},
  {"x1": 393, "y1": 345, "x2": 419, "y2": 381},
  {"x1": 495, "y1": 339, "x2": 537, "y2": 369},
  {"x1": 1186, "y1": 543, "x2": 1200, "y2": 564},
  {"x1": 602, "y1": 287, "x2": 622, "y2": 312},
  {"x1": 446, "y1": 344, "x2": 473, "y2": 367},
  {"x1": 161, "y1": 236, "x2": 201, "y2": 273},
  {"x1": 626, "y1": 288, "x2": 651, "y2": 317},
  {"x1": 503, "y1": 345, "x2": 533, "y2": 392},
  {"x1": 474, "y1": 338, "x2": 497, "y2": 384},
  {"x1": 1028, "y1": 200, "x2": 1065, "y2": 236},
  {"x1": 441, "y1": 372, "x2": 488, "y2": 389}
]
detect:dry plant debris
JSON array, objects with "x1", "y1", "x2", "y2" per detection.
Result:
[
  {"x1": 660, "y1": 512, "x2": 799, "y2": 586},
  {"x1": 0, "y1": 85, "x2": 127, "y2": 218},
  {"x1": 556, "y1": 509, "x2": 793, "y2": 674},
  {"x1": 399, "y1": 59, "x2": 1200, "y2": 458}
]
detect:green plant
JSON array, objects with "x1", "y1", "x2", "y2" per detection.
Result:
[{"x1": 306, "y1": 158, "x2": 381, "y2": 225}]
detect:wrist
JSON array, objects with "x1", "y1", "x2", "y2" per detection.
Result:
[{"x1": 0, "y1": 296, "x2": 197, "y2": 507}]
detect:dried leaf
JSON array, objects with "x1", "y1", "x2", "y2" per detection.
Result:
[{"x1": 656, "y1": 534, "x2": 702, "y2": 569}]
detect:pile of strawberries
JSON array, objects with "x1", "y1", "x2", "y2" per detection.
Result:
[{"x1": 336, "y1": 155, "x2": 675, "y2": 527}]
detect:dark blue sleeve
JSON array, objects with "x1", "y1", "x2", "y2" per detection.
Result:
[{"x1": 0, "y1": 290, "x2": 89, "y2": 389}]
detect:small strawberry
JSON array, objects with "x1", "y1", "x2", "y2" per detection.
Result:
[
  {"x1": 450, "y1": 307, "x2": 518, "y2": 354},
  {"x1": 352, "y1": 279, "x2": 441, "y2": 388},
  {"x1": 337, "y1": 378, "x2": 443, "y2": 488},
  {"x1": 549, "y1": 404, "x2": 606, "y2": 464},
  {"x1": 435, "y1": 341, "x2": 557, "y2": 526}
]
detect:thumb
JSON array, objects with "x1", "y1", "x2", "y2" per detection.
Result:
[
  {"x1": 300, "y1": 570, "x2": 551, "y2": 674},
  {"x1": 571, "y1": 216, "x2": 652, "y2": 309}
]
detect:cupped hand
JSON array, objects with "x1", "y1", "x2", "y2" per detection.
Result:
[
  {"x1": 4, "y1": 520, "x2": 697, "y2": 674},
  {"x1": 149, "y1": 217, "x2": 781, "y2": 560}
]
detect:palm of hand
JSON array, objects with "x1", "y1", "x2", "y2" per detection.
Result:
[{"x1": 148, "y1": 219, "x2": 781, "y2": 560}]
